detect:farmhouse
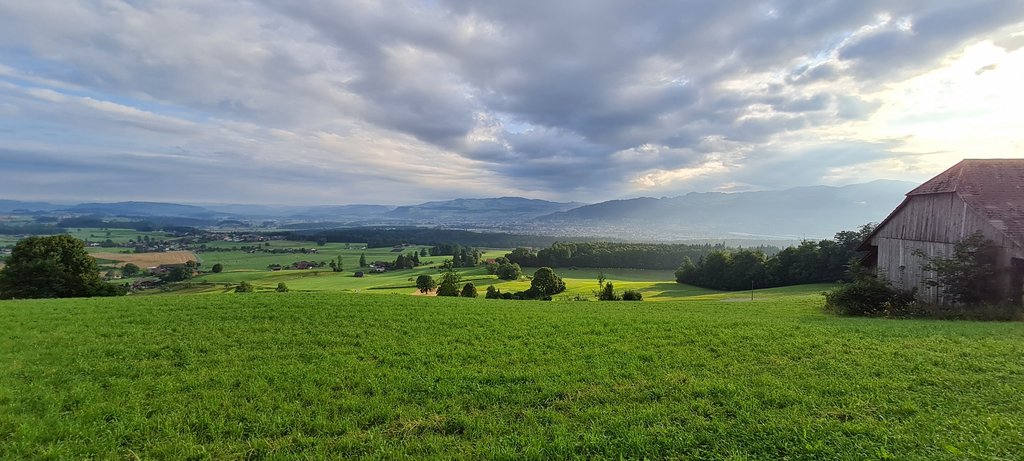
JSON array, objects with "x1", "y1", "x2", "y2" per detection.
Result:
[
  {"x1": 292, "y1": 261, "x2": 318, "y2": 270},
  {"x1": 860, "y1": 159, "x2": 1024, "y2": 305}
]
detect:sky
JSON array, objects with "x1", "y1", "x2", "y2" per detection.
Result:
[{"x1": 1, "y1": 1, "x2": 1023, "y2": 206}]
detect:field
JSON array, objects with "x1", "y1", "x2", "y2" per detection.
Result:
[
  {"x1": 188, "y1": 242, "x2": 708, "y2": 299},
  {"x1": 88, "y1": 250, "x2": 197, "y2": 268},
  {"x1": 185, "y1": 264, "x2": 721, "y2": 300},
  {"x1": 193, "y1": 241, "x2": 444, "y2": 272},
  {"x1": 2, "y1": 290, "x2": 1023, "y2": 459},
  {"x1": 65, "y1": 228, "x2": 173, "y2": 245}
]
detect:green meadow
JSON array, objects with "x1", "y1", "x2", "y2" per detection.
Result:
[
  {"x1": 189, "y1": 242, "x2": 709, "y2": 300},
  {"x1": 187, "y1": 263, "x2": 722, "y2": 301},
  {"x1": 64, "y1": 228, "x2": 172, "y2": 245},
  {"x1": 2, "y1": 290, "x2": 1022, "y2": 459}
]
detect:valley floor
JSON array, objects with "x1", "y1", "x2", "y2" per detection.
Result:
[{"x1": 2, "y1": 291, "x2": 1022, "y2": 459}]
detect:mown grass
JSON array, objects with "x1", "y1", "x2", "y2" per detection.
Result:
[
  {"x1": 1, "y1": 292, "x2": 1022, "y2": 459},
  {"x1": 187, "y1": 263, "x2": 704, "y2": 300},
  {"x1": 66, "y1": 228, "x2": 171, "y2": 245}
]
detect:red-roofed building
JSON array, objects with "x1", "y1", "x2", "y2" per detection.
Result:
[{"x1": 860, "y1": 159, "x2": 1024, "y2": 305}]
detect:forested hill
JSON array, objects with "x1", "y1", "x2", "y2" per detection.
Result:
[{"x1": 535, "y1": 180, "x2": 916, "y2": 240}]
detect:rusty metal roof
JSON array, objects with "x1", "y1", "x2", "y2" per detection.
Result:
[{"x1": 908, "y1": 159, "x2": 1024, "y2": 248}]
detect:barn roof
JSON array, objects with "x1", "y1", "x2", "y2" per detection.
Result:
[{"x1": 860, "y1": 159, "x2": 1024, "y2": 250}]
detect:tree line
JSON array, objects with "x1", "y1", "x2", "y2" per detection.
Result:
[
  {"x1": 429, "y1": 244, "x2": 481, "y2": 267},
  {"x1": 290, "y1": 227, "x2": 592, "y2": 250},
  {"x1": 674, "y1": 225, "x2": 874, "y2": 290},
  {"x1": 504, "y1": 242, "x2": 778, "y2": 270}
]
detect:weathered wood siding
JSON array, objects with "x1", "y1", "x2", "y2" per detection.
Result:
[{"x1": 869, "y1": 192, "x2": 1024, "y2": 304}]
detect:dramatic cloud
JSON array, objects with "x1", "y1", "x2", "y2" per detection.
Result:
[{"x1": 0, "y1": 0, "x2": 1022, "y2": 204}]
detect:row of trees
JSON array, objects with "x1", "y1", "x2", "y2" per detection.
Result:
[
  {"x1": 392, "y1": 252, "x2": 422, "y2": 270},
  {"x1": 429, "y1": 245, "x2": 482, "y2": 268},
  {"x1": 485, "y1": 267, "x2": 566, "y2": 300},
  {"x1": 505, "y1": 242, "x2": 766, "y2": 270},
  {"x1": 674, "y1": 225, "x2": 874, "y2": 290},
  {"x1": 416, "y1": 264, "x2": 566, "y2": 301}
]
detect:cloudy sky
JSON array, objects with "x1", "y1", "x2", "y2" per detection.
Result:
[{"x1": 1, "y1": 1, "x2": 1023, "y2": 205}]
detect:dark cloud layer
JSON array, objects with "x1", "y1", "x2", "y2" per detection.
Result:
[{"x1": 0, "y1": 1, "x2": 1022, "y2": 204}]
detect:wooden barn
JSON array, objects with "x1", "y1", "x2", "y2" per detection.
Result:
[{"x1": 860, "y1": 159, "x2": 1024, "y2": 305}]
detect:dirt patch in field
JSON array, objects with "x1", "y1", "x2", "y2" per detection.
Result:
[
  {"x1": 411, "y1": 289, "x2": 437, "y2": 296},
  {"x1": 90, "y1": 251, "x2": 197, "y2": 268}
]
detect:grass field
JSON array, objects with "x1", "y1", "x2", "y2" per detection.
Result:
[
  {"x1": 188, "y1": 264, "x2": 726, "y2": 301},
  {"x1": 2, "y1": 290, "x2": 1022, "y2": 459},
  {"x1": 195, "y1": 242, "x2": 448, "y2": 272},
  {"x1": 64, "y1": 228, "x2": 172, "y2": 245}
]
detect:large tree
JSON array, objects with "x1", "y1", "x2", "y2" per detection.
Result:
[
  {"x1": 415, "y1": 275, "x2": 437, "y2": 294},
  {"x1": 436, "y1": 264, "x2": 462, "y2": 297},
  {"x1": 530, "y1": 267, "x2": 566, "y2": 297},
  {"x1": 0, "y1": 235, "x2": 124, "y2": 299}
]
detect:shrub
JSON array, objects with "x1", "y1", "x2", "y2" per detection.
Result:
[
  {"x1": 824, "y1": 272, "x2": 905, "y2": 317},
  {"x1": 211, "y1": 263, "x2": 223, "y2": 273},
  {"x1": 884, "y1": 300, "x2": 1022, "y2": 321},
  {"x1": 916, "y1": 234, "x2": 1002, "y2": 305},
  {"x1": 598, "y1": 282, "x2": 620, "y2": 301},
  {"x1": 485, "y1": 285, "x2": 500, "y2": 299},
  {"x1": 461, "y1": 282, "x2": 478, "y2": 298},
  {"x1": 235, "y1": 281, "x2": 254, "y2": 293},
  {"x1": 122, "y1": 263, "x2": 142, "y2": 277},
  {"x1": 622, "y1": 290, "x2": 643, "y2": 301},
  {"x1": 275, "y1": 282, "x2": 289, "y2": 293}
]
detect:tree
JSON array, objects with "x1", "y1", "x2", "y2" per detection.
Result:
[
  {"x1": 485, "y1": 285, "x2": 500, "y2": 299},
  {"x1": 416, "y1": 275, "x2": 437, "y2": 294},
  {"x1": 461, "y1": 282, "x2": 478, "y2": 298},
  {"x1": 917, "y1": 233, "x2": 1000, "y2": 305},
  {"x1": 530, "y1": 267, "x2": 566, "y2": 297},
  {"x1": 235, "y1": 281, "x2": 254, "y2": 293},
  {"x1": 161, "y1": 266, "x2": 193, "y2": 283},
  {"x1": 599, "y1": 281, "x2": 619, "y2": 301},
  {"x1": 495, "y1": 262, "x2": 522, "y2": 280},
  {"x1": 359, "y1": 253, "x2": 367, "y2": 267},
  {"x1": 622, "y1": 290, "x2": 643, "y2": 301},
  {"x1": 211, "y1": 263, "x2": 223, "y2": 273},
  {"x1": 122, "y1": 263, "x2": 141, "y2": 277},
  {"x1": 0, "y1": 235, "x2": 124, "y2": 299},
  {"x1": 334, "y1": 255, "x2": 344, "y2": 272},
  {"x1": 276, "y1": 282, "x2": 289, "y2": 292},
  {"x1": 436, "y1": 265, "x2": 461, "y2": 297}
]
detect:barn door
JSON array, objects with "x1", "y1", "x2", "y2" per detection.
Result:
[{"x1": 1012, "y1": 258, "x2": 1024, "y2": 306}]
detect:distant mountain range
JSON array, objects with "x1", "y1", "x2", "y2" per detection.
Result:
[
  {"x1": 0, "y1": 180, "x2": 918, "y2": 240},
  {"x1": 534, "y1": 180, "x2": 916, "y2": 240},
  {"x1": 385, "y1": 197, "x2": 585, "y2": 223}
]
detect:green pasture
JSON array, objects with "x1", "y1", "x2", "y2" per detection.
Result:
[
  {"x1": 190, "y1": 264, "x2": 726, "y2": 301},
  {"x1": 196, "y1": 243, "x2": 445, "y2": 272},
  {"x1": 63, "y1": 228, "x2": 172, "y2": 245},
  {"x1": 2, "y1": 291, "x2": 1022, "y2": 459}
]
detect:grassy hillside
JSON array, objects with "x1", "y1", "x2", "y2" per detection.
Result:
[
  {"x1": 2, "y1": 291, "x2": 1022, "y2": 459},
  {"x1": 180, "y1": 266, "x2": 721, "y2": 300}
]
